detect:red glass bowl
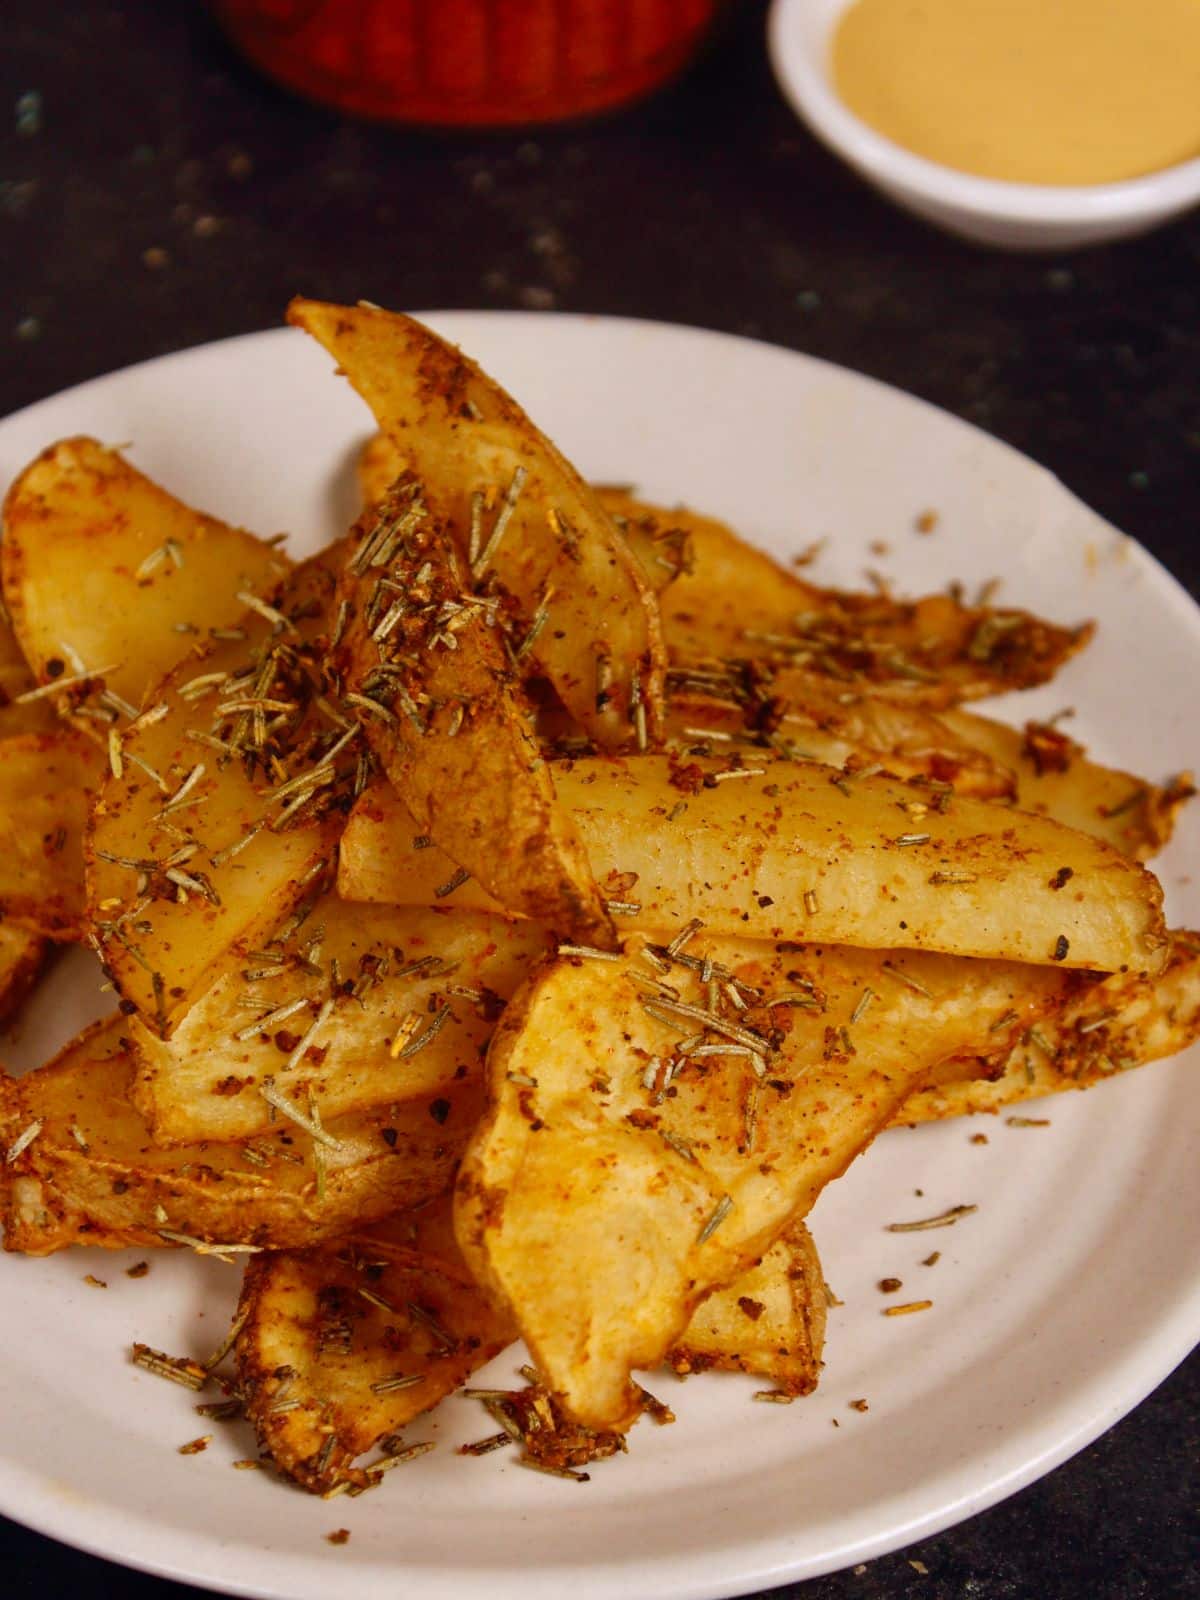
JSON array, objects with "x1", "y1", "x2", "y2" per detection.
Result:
[{"x1": 215, "y1": 0, "x2": 720, "y2": 127}]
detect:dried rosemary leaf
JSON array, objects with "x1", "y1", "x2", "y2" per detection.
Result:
[{"x1": 885, "y1": 1204, "x2": 977, "y2": 1233}]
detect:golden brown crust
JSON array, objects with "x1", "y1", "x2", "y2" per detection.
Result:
[
  {"x1": 289, "y1": 300, "x2": 666, "y2": 750},
  {"x1": 939, "y1": 710, "x2": 1192, "y2": 862},
  {"x1": 0, "y1": 1018, "x2": 481, "y2": 1254},
  {"x1": 665, "y1": 1219, "x2": 827, "y2": 1396},
  {"x1": 340, "y1": 753, "x2": 1167, "y2": 973},
  {"x1": 335, "y1": 482, "x2": 613, "y2": 945},
  {"x1": 234, "y1": 1197, "x2": 514, "y2": 1492},
  {"x1": 899, "y1": 930, "x2": 1200, "y2": 1122},
  {"x1": 454, "y1": 935, "x2": 1070, "y2": 1430},
  {"x1": 130, "y1": 901, "x2": 547, "y2": 1145},
  {"x1": 84, "y1": 548, "x2": 350, "y2": 1034},
  {"x1": 601, "y1": 491, "x2": 1092, "y2": 707},
  {"x1": 1, "y1": 436, "x2": 288, "y2": 728},
  {"x1": 663, "y1": 686, "x2": 1017, "y2": 800},
  {"x1": 234, "y1": 1202, "x2": 829, "y2": 1493}
]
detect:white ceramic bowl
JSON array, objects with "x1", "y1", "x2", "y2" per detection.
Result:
[{"x1": 767, "y1": 0, "x2": 1200, "y2": 250}]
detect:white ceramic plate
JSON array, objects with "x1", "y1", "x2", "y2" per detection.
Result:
[{"x1": 1, "y1": 315, "x2": 1197, "y2": 1600}]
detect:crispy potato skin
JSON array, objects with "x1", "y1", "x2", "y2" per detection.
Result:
[
  {"x1": 131, "y1": 902, "x2": 548, "y2": 1144},
  {"x1": 900, "y1": 930, "x2": 1200, "y2": 1122},
  {"x1": 1, "y1": 436, "x2": 288, "y2": 725},
  {"x1": 235, "y1": 1201, "x2": 828, "y2": 1492},
  {"x1": 335, "y1": 484, "x2": 613, "y2": 944},
  {"x1": 341, "y1": 754, "x2": 1167, "y2": 973},
  {"x1": 0, "y1": 730, "x2": 102, "y2": 938},
  {"x1": 85, "y1": 549, "x2": 348, "y2": 1034},
  {"x1": 360, "y1": 448, "x2": 1011, "y2": 803},
  {"x1": 600, "y1": 491, "x2": 1092, "y2": 707},
  {"x1": 665, "y1": 1220, "x2": 826, "y2": 1396},
  {"x1": 365, "y1": 462, "x2": 1182, "y2": 861},
  {"x1": 455, "y1": 937, "x2": 1071, "y2": 1429},
  {"x1": 659, "y1": 695, "x2": 1185, "y2": 861},
  {"x1": 289, "y1": 301, "x2": 665, "y2": 749},
  {"x1": 939, "y1": 709, "x2": 1191, "y2": 862},
  {"x1": 666, "y1": 686, "x2": 1017, "y2": 802},
  {"x1": 0, "y1": 1018, "x2": 481, "y2": 1254},
  {"x1": 364, "y1": 455, "x2": 1086, "y2": 716},
  {"x1": 235, "y1": 1197, "x2": 514, "y2": 1491}
]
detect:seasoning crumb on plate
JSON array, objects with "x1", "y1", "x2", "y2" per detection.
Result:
[
  {"x1": 790, "y1": 538, "x2": 826, "y2": 567},
  {"x1": 326, "y1": 1528, "x2": 351, "y2": 1545}
]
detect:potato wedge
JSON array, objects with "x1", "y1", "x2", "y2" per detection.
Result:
[
  {"x1": 598, "y1": 491, "x2": 1092, "y2": 706},
  {"x1": 360, "y1": 449, "x2": 1087, "y2": 764},
  {"x1": 452, "y1": 640, "x2": 1019, "y2": 807},
  {"x1": 235, "y1": 1196, "x2": 515, "y2": 1491},
  {"x1": 0, "y1": 730, "x2": 103, "y2": 938},
  {"x1": 899, "y1": 930, "x2": 1200, "y2": 1123},
  {"x1": 288, "y1": 299, "x2": 664, "y2": 748},
  {"x1": 665, "y1": 690, "x2": 1185, "y2": 860},
  {"x1": 939, "y1": 709, "x2": 1192, "y2": 861},
  {"x1": 2, "y1": 437, "x2": 289, "y2": 724},
  {"x1": 664, "y1": 1219, "x2": 826, "y2": 1397},
  {"x1": 85, "y1": 549, "x2": 352, "y2": 1034},
  {"x1": 455, "y1": 935, "x2": 1070, "y2": 1429},
  {"x1": 0, "y1": 924, "x2": 46, "y2": 1025},
  {"x1": 335, "y1": 482, "x2": 612, "y2": 943},
  {"x1": 236, "y1": 1197, "x2": 826, "y2": 1492},
  {"x1": 340, "y1": 754, "x2": 1166, "y2": 972},
  {"x1": 664, "y1": 685, "x2": 1016, "y2": 801},
  {"x1": 131, "y1": 902, "x2": 547, "y2": 1144},
  {"x1": 0, "y1": 1017, "x2": 482, "y2": 1255}
]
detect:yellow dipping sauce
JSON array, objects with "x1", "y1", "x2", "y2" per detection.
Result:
[{"x1": 832, "y1": 0, "x2": 1200, "y2": 185}]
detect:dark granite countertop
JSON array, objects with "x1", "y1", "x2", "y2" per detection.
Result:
[{"x1": 1, "y1": 3, "x2": 1197, "y2": 1596}]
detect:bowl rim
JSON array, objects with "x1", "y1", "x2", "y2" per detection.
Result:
[{"x1": 767, "y1": 0, "x2": 1200, "y2": 225}]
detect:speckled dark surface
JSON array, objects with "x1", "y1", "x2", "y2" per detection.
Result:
[{"x1": 2, "y1": 3, "x2": 1198, "y2": 1596}]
